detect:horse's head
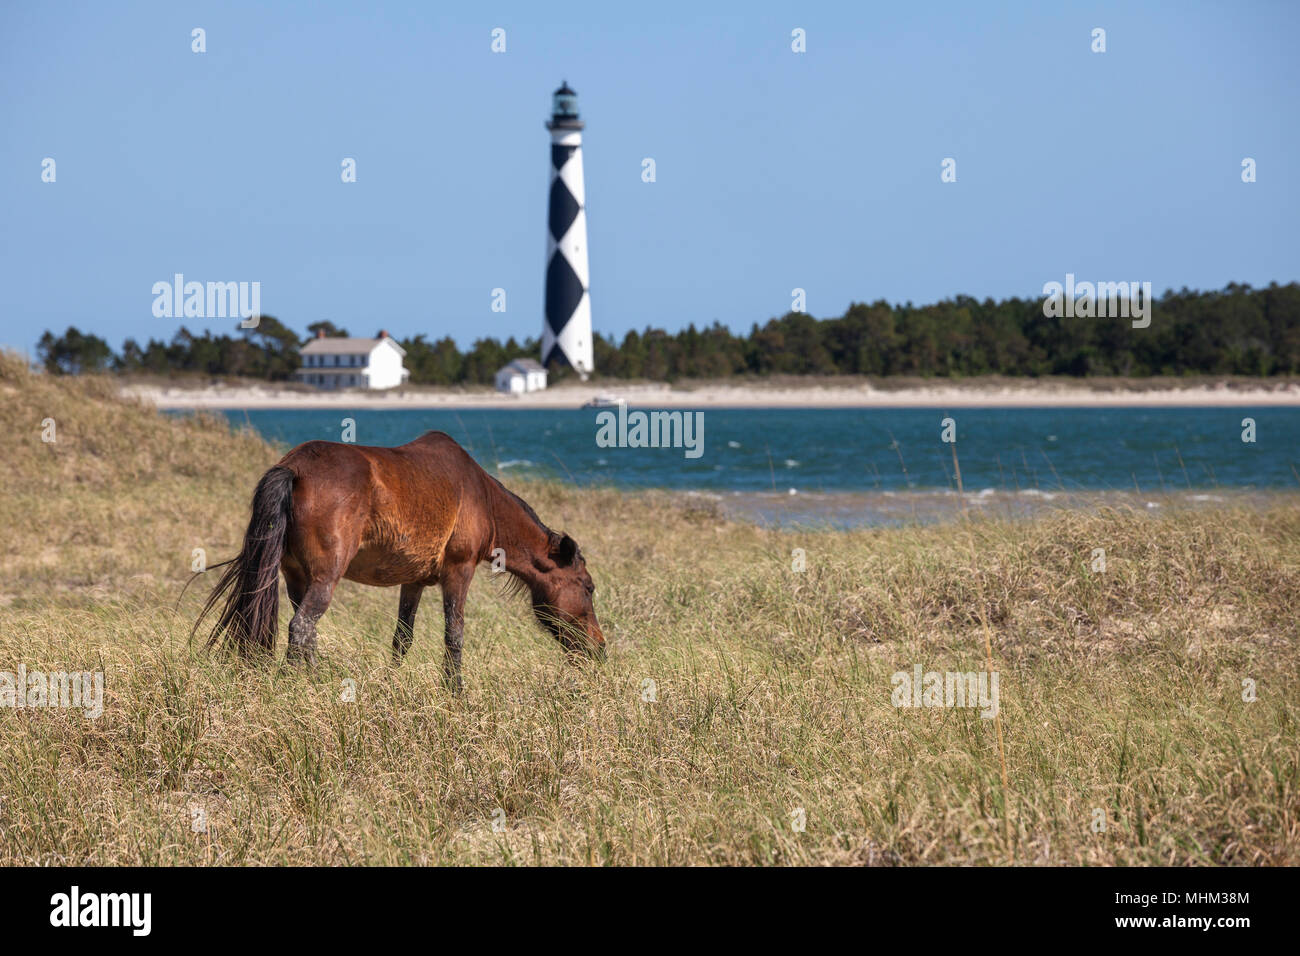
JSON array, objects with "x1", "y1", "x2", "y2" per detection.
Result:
[{"x1": 532, "y1": 531, "x2": 605, "y2": 660}]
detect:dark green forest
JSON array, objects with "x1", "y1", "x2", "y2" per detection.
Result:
[{"x1": 34, "y1": 282, "x2": 1300, "y2": 383}]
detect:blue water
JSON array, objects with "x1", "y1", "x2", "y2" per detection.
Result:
[{"x1": 194, "y1": 407, "x2": 1300, "y2": 494}]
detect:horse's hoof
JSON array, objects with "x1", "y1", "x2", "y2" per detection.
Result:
[{"x1": 285, "y1": 644, "x2": 313, "y2": 667}]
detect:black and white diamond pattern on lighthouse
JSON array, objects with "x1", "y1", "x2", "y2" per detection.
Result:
[
  {"x1": 551, "y1": 146, "x2": 588, "y2": 285},
  {"x1": 543, "y1": 292, "x2": 591, "y2": 369},
  {"x1": 543, "y1": 135, "x2": 590, "y2": 372},
  {"x1": 555, "y1": 143, "x2": 585, "y2": 212},
  {"x1": 549, "y1": 207, "x2": 588, "y2": 287},
  {"x1": 545, "y1": 254, "x2": 584, "y2": 337},
  {"x1": 551, "y1": 144, "x2": 577, "y2": 172},
  {"x1": 548, "y1": 177, "x2": 580, "y2": 242}
]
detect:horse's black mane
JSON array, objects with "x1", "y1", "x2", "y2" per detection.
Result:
[
  {"x1": 485, "y1": 474, "x2": 554, "y2": 602},
  {"x1": 487, "y1": 474, "x2": 552, "y2": 536}
]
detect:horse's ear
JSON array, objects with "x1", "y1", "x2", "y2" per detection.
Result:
[{"x1": 550, "y1": 532, "x2": 579, "y2": 566}]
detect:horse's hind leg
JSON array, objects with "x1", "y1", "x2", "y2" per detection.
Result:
[
  {"x1": 392, "y1": 583, "x2": 424, "y2": 664},
  {"x1": 284, "y1": 565, "x2": 307, "y2": 614},
  {"x1": 287, "y1": 578, "x2": 336, "y2": 667}
]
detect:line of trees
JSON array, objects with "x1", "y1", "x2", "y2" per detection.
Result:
[{"x1": 34, "y1": 282, "x2": 1300, "y2": 382}]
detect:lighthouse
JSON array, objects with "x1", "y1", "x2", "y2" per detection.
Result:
[{"x1": 542, "y1": 81, "x2": 594, "y2": 378}]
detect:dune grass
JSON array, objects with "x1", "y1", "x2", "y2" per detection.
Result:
[{"x1": 1, "y1": 351, "x2": 1297, "y2": 865}]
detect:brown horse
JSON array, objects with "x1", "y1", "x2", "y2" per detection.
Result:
[{"x1": 194, "y1": 431, "x2": 604, "y2": 689}]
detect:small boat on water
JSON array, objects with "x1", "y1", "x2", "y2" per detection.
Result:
[{"x1": 581, "y1": 394, "x2": 626, "y2": 409}]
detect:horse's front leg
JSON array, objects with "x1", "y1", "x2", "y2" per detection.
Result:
[
  {"x1": 392, "y1": 582, "x2": 424, "y2": 664},
  {"x1": 440, "y1": 564, "x2": 475, "y2": 694}
]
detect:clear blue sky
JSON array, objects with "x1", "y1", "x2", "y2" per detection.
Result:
[{"x1": 2, "y1": 0, "x2": 1297, "y2": 357}]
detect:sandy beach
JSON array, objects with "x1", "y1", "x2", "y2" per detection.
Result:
[{"x1": 123, "y1": 378, "x2": 1300, "y2": 410}]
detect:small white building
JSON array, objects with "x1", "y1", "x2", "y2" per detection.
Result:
[
  {"x1": 296, "y1": 330, "x2": 410, "y2": 390},
  {"x1": 495, "y1": 358, "x2": 548, "y2": 394}
]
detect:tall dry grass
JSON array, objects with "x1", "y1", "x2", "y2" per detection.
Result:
[{"x1": 1, "y1": 352, "x2": 1297, "y2": 865}]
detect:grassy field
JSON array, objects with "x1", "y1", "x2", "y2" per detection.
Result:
[{"x1": 2, "y1": 351, "x2": 1298, "y2": 865}]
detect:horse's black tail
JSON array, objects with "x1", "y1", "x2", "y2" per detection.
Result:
[{"x1": 193, "y1": 466, "x2": 295, "y2": 658}]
